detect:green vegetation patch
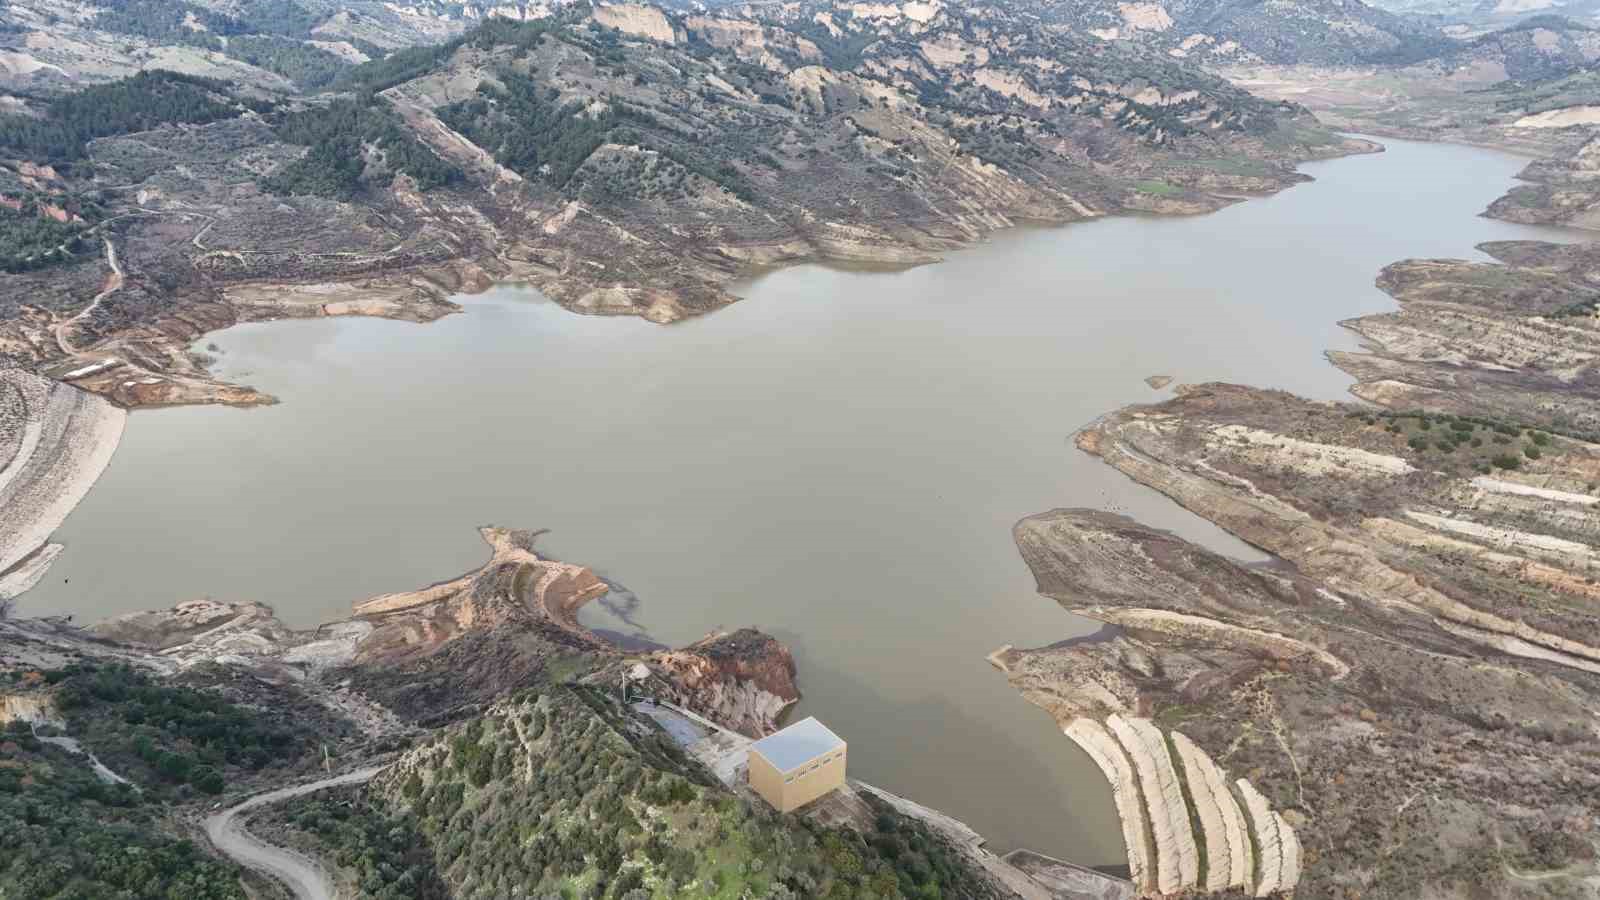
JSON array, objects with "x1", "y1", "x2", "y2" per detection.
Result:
[
  {"x1": 1187, "y1": 157, "x2": 1276, "y2": 177},
  {"x1": 1134, "y1": 179, "x2": 1182, "y2": 196},
  {"x1": 247, "y1": 785, "x2": 447, "y2": 900},
  {"x1": 337, "y1": 685, "x2": 1006, "y2": 899},
  {"x1": 1366, "y1": 410, "x2": 1573, "y2": 472},
  {"x1": 263, "y1": 98, "x2": 461, "y2": 199},
  {"x1": 0, "y1": 202, "x2": 85, "y2": 273},
  {"x1": 51, "y1": 663, "x2": 305, "y2": 797},
  {"x1": 0, "y1": 720, "x2": 246, "y2": 900},
  {"x1": 224, "y1": 35, "x2": 350, "y2": 91},
  {"x1": 438, "y1": 68, "x2": 754, "y2": 201},
  {"x1": 0, "y1": 70, "x2": 241, "y2": 165},
  {"x1": 89, "y1": 0, "x2": 322, "y2": 44}
]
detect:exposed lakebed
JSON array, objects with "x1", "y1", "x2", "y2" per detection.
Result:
[{"x1": 22, "y1": 136, "x2": 1579, "y2": 865}]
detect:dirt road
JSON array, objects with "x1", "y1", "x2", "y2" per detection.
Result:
[{"x1": 203, "y1": 766, "x2": 385, "y2": 900}]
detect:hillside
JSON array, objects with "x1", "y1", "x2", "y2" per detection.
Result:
[
  {"x1": 0, "y1": 1, "x2": 1369, "y2": 411},
  {"x1": 0, "y1": 525, "x2": 1053, "y2": 900},
  {"x1": 247, "y1": 685, "x2": 1019, "y2": 898},
  {"x1": 1017, "y1": 0, "x2": 1454, "y2": 65},
  {"x1": 1219, "y1": 14, "x2": 1600, "y2": 158},
  {"x1": 0, "y1": 0, "x2": 565, "y2": 93}
]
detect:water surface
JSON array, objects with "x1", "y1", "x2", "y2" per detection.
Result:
[{"x1": 23, "y1": 136, "x2": 1577, "y2": 865}]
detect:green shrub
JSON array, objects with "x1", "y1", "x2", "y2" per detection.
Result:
[{"x1": 191, "y1": 766, "x2": 225, "y2": 795}]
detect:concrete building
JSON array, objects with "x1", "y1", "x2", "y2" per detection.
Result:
[{"x1": 747, "y1": 716, "x2": 846, "y2": 812}]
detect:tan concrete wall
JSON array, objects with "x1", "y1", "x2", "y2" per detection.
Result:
[
  {"x1": 748, "y1": 747, "x2": 786, "y2": 810},
  {"x1": 776, "y1": 744, "x2": 847, "y2": 812}
]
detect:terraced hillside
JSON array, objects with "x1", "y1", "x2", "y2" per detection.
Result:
[
  {"x1": 1331, "y1": 239, "x2": 1600, "y2": 433},
  {"x1": 1001, "y1": 405, "x2": 1600, "y2": 895},
  {"x1": 999, "y1": 240, "x2": 1600, "y2": 896}
]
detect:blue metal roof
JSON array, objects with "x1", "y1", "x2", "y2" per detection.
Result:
[{"x1": 751, "y1": 717, "x2": 845, "y2": 773}]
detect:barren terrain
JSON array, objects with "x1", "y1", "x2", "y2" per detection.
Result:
[{"x1": 999, "y1": 236, "x2": 1600, "y2": 895}]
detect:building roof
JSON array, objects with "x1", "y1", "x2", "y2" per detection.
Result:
[{"x1": 750, "y1": 717, "x2": 845, "y2": 773}]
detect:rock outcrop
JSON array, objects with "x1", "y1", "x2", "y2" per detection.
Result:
[
  {"x1": 60, "y1": 528, "x2": 809, "y2": 738},
  {"x1": 1485, "y1": 134, "x2": 1600, "y2": 230},
  {"x1": 1171, "y1": 732, "x2": 1251, "y2": 893},
  {"x1": 1329, "y1": 239, "x2": 1600, "y2": 441},
  {"x1": 1001, "y1": 485, "x2": 1600, "y2": 895},
  {"x1": 646, "y1": 628, "x2": 800, "y2": 737},
  {"x1": 1064, "y1": 717, "x2": 1154, "y2": 895},
  {"x1": 0, "y1": 692, "x2": 59, "y2": 726}
]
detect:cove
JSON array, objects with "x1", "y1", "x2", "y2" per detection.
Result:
[{"x1": 20, "y1": 135, "x2": 1578, "y2": 866}]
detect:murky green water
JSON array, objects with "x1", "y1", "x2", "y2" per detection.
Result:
[{"x1": 22, "y1": 136, "x2": 1577, "y2": 865}]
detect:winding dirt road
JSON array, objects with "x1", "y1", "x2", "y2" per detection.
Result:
[
  {"x1": 204, "y1": 766, "x2": 385, "y2": 900},
  {"x1": 54, "y1": 237, "x2": 122, "y2": 355}
]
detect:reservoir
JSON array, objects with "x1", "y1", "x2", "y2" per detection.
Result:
[{"x1": 19, "y1": 136, "x2": 1577, "y2": 866}]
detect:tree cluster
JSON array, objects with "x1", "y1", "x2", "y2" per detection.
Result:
[
  {"x1": 301, "y1": 685, "x2": 1011, "y2": 899},
  {"x1": 224, "y1": 35, "x2": 349, "y2": 90},
  {"x1": 0, "y1": 720, "x2": 246, "y2": 900},
  {"x1": 53, "y1": 663, "x2": 302, "y2": 796},
  {"x1": 252, "y1": 786, "x2": 448, "y2": 900},
  {"x1": 0, "y1": 70, "x2": 239, "y2": 164},
  {"x1": 261, "y1": 98, "x2": 461, "y2": 200},
  {"x1": 0, "y1": 202, "x2": 85, "y2": 273}
]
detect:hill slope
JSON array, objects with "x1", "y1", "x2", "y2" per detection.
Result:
[{"x1": 0, "y1": 1, "x2": 1369, "y2": 410}]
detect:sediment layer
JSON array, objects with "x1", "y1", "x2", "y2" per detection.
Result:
[
  {"x1": 0, "y1": 368, "x2": 125, "y2": 597},
  {"x1": 1171, "y1": 731, "x2": 1251, "y2": 893},
  {"x1": 1002, "y1": 496, "x2": 1600, "y2": 895},
  {"x1": 1053, "y1": 709, "x2": 1296, "y2": 898},
  {"x1": 1064, "y1": 717, "x2": 1155, "y2": 895}
]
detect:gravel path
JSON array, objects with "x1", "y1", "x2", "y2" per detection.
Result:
[{"x1": 204, "y1": 767, "x2": 385, "y2": 900}]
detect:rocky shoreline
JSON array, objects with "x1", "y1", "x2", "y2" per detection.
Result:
[
  {"x1": 1001, "y1": 232, "x2": 1600, "y2": 892},
  {"x1": 59, "y1": 525, "x2": 801, "y2": 736},
  {"x1": 3, "y1": 129, "x2": 1379, "y2": 413},
  {"x1": 0, "y1": 369, "x2": 125, "y2": 600}
]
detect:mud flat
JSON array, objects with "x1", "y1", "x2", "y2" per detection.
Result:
[{"x1": 0, "y1": 369, "x2": 125, "y2": 598}]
